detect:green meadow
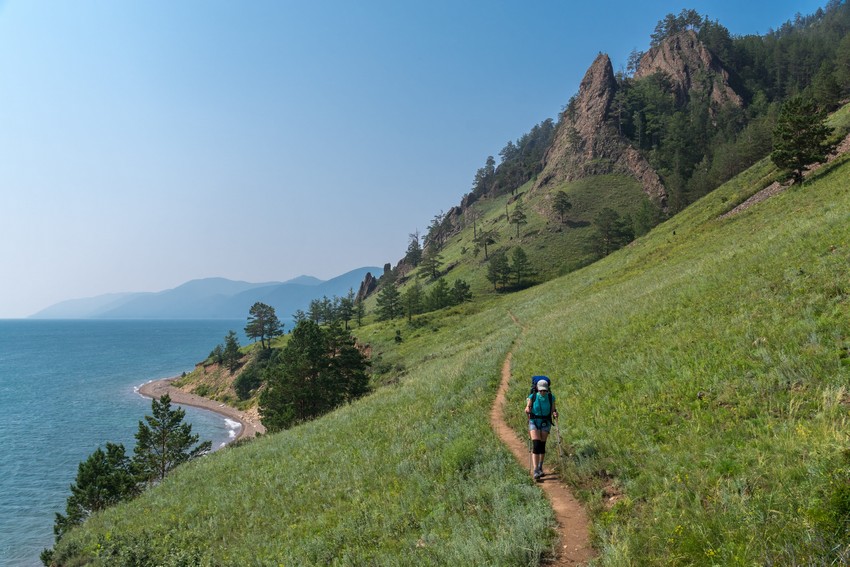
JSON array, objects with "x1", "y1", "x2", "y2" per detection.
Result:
[{"x1": 52, "y1": 107, "x2": 850, "y2": 564}]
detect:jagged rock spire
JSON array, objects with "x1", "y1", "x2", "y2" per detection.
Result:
[
  {"x1": 535, "y1": 54, "x2": 667, "y2": 206},
  {"x1": 634, "y1": 29, "x2": 743, "y2": 109}
]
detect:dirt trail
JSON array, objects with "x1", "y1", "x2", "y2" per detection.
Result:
[{"x1": 490, "y1": 351, "x2": 595, "y2": 565}]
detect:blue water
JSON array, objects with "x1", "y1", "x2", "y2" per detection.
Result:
[{"x1": 0, "y1": 319, "x2": 247, "y2": 566}]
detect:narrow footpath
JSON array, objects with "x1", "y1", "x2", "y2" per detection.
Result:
[{"x1": 490, "y1": 351, "x2": 595, "y2": 565}]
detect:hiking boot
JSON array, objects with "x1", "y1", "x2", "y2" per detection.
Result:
[{"x1": 533, "y1": 469, "x2": 542, "y2": 480}]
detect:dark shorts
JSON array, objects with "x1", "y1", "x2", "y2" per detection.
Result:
[{"x1": 529, "y1": 418, "x2": 551, "y2": 432}]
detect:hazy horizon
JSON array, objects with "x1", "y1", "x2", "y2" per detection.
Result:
[{"x1": 0, "y1": 0, "x2": 825, "y2": 318}]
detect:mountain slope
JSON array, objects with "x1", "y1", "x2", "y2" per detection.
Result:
[{"x1": 50, "y1": 102, "x2": 850, "y2": 564}]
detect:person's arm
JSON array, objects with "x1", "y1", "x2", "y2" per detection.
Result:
[
  {"x1": 552, "y1": 395, "x2": 558, "y2": 420},
  {"x1": 525, "y1": 397, "x2": 532, "y2": 417}
]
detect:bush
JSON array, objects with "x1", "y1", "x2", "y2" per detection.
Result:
[{"x1": 233, "y1": 364, "x2": 262, "y2": 400}]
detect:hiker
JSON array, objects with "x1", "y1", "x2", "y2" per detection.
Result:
[{"x1": 525, "y1": 377, "x2": 557, "y2": 480}]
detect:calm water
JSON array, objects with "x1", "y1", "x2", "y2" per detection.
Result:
[{"x1": 0, "y1": 319, "x2": 246, "y2": 566}]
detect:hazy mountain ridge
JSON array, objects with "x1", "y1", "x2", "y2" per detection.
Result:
[{"x1": 30, "y1": 269, "x2": 378, "y2": 321}]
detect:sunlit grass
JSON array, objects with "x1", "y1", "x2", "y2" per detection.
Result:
[
  {"x1": 53, "y1": 110, "x2": 850, "y2": 565},
  {"x1": 52, "y1": 302, "x2": 560, "y2": 565},
  {"x1": 505, "y1": 153, "x2": 850, "y2": 564}
]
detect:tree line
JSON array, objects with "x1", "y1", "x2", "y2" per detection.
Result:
[
  {"x1": 230, "y1": 302, "x2": 371, "y2": 433},
  {"x1": 614, "y1": 3, "x2": 850, "y2": 209}
]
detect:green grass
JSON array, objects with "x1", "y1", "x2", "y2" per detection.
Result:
[
  {"x1": 51, "y1": 106, "x2": 850, "y2": 565},
  {"x1": 505, "y1": 154, "x2": 850, "y2": 564},
  {"x1": 366, "y1": 171, "x2": 652, "y2": 319},
  {"x1": 51, "y1": 303, "x2": 559, "y2": 566}
]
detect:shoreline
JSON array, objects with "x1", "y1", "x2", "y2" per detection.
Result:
[{"x1": 137, "y1": 377, "x2": 265, "y2": 442}]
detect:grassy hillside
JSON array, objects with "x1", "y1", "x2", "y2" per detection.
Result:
[
  {"x1": 363, "y1": 170, "x2": 654, "y2": 318},
  {"x1": 51, "y1": 111, "x2": 850, "y2": 564}
]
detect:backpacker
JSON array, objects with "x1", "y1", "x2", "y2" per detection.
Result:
[{"x1": 529, "y1": 375, "x2": 553, "y2": 420}]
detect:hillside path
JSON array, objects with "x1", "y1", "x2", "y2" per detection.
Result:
[{"x1": 491, "y1": 350, "x2": 595, "y2": 565}]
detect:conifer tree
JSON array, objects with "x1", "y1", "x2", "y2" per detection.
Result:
[
  {"x1": 133, "y1": 394, "x2": 212, "y2": 486},
  {"x1": 259, "y1": 320, "x2": 369, "y2": 432},
  {"x1": 338, "y1": 289, "x2": 355, "y2": 330},
  {"x1": 223, "y1": 330, "x2": 241, "y2": 372},
  {"x1": 245, "y1": 302, "x2": 283, "y2": 349},
  {"x1": 450, "y1": 279, "x2": 473, "y2": 304},
  {"x1": 474, "y1": 229, "x2": 497, "y2": 260},
  {"x1": 52, "y1": 443, "x2": 138, "y2": 542},
  {"x1": 592, "y1": 208, "x2": 634, "y2": 257},
  {"x1": 405, "y1": 231, "x2": 423, "y2": 267},
  {"x1": 354, "y1": 298, "x2": 365, "y2": 327},
  {"x1": 419, "y1": 246, "x2": 443, "y2": 281},
  {"x1": 375, "y1": 279, "x2": 402, "y2": 321},
  {"x1": 403, "y1": 279, "x2": 424, "y2": 321},
  {"x1": 486, "y1": 250, "x2": 511, "y2": 291},
  {"x1": 510, "y1": 199, "x2": 528, "y2": 238},
  {"x1": 771, "y1": 96, "x2": 837, "y2": 184},
  {"x1": 552, "y1": 191, "x2": 573, "y2": 224},
  {"x1": 426, "y1": 278, "x2": 451, "y2": 311},
  {"x1": 511, "y1": 247, "x2": 533, "y2": 287}
]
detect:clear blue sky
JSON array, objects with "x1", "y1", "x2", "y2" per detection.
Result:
[{"x1": 0, "y1": 0, "x2": 827, "y2": 317}]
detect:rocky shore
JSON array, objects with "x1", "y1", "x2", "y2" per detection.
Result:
[{"x1": 138, "y1": 377, "x2": 265, "y2": 441}]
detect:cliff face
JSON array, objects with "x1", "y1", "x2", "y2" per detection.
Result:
[
  {"x1": 534, "y1": 54, "x2": 667, "y2": 205},
  {"x1": 634, "y1": 29, "x2": 743, "y2": 109},
  {"x1": 534, "y1": 32, "x2": 744, "y2": 207}
]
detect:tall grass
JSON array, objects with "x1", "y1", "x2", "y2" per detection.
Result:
[
  {"x1": 52, "y1": 304, "x2": 559, "y2": 565},
  {"x1": 507, "y1": 155, "x2": 850, "y2": 564},
  {"x1": 53, "y1": 108, "x2": 850, "y2": 565}
]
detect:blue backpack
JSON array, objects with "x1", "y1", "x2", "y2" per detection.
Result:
[{"x1": 529, "y1": 375, "x2": 553, "y2": 419}]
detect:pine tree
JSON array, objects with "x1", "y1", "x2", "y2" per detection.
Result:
[
  {"x1": 486, "y1": 250, "x2": 511, "y2": 291},
  {"x1": 402, "y1": 279, "x2": 424, "y2": 321},
  {"x1": 259, "y1": 320, "x2": 326, "y2": 432},
  {"x1": 419, "y1": 246, "x2": 443, "y2": 280},
  {"x1": 223, "y1": 330, "x2": 241, "y2": 372},
  {"x1": 771, "y1": 96, "x2": 836, "y2": 184},
  {"x1": 52, "y1": 443, "x2": 138, "y2": 541},
  {"x1": 552, "y1": 191, "x2": 573, "y2": 224},
  {"x1": 474, "y1": 229, "x2": 497, "y2": 260},
  {"x1": 450, "y1": 279, "x2": 473, "y2": 305},
  {"x1": 354, "y1": 298, "x2": 365, "y2": 327},
  {"x1": 511, "y1": 247, "x2": 533, "y2": 287},
  {"x1": 259, "y1": 320, "x2": 369, "y2": 432},
  {"x1": 426, "y1": 278, "x2": 451, "y2": 311},
  {"x1": 405, "y1": 231, "x2": 423, "y2": 267},
  {"x1": 375, "y1": 280, "x2": 402, "y2": 321},
  {"x1": 510, "y1": 199, "x2": 528, "y2": 238},
  {"x1": 133, "y1": 394, "x2": 212, "y2": 486},
  {"x1": 325, "y1": 324, "x2": 370, "y2": 402},
  {"x1": 338, "y1": 289, "x2": 355, "y2": 330},
  {"x1": 244, "y1": 302, "x2": 283, "y2": 349},
  {"x1": 593, "y1": 208, "x2": 634, "y2": 257}
]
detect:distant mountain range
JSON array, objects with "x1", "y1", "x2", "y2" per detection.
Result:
[{"x1": 30, "y1": 267, "x2": 380, "y2": 321}]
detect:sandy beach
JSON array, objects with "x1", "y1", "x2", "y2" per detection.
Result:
[{"x1": 138, "y1": 377, "x2": 265, "y2": 442}]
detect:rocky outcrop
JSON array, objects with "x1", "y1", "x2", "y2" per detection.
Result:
[
  {"x1": 534, "y1": 54, "x2": 667, "y2": 205},
  {"x1": 355, "y1": 272, "x2": 378, "y2": 302},
  {"x1": 634, "y1": 30, "x2": 743, "y2": 109}
]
